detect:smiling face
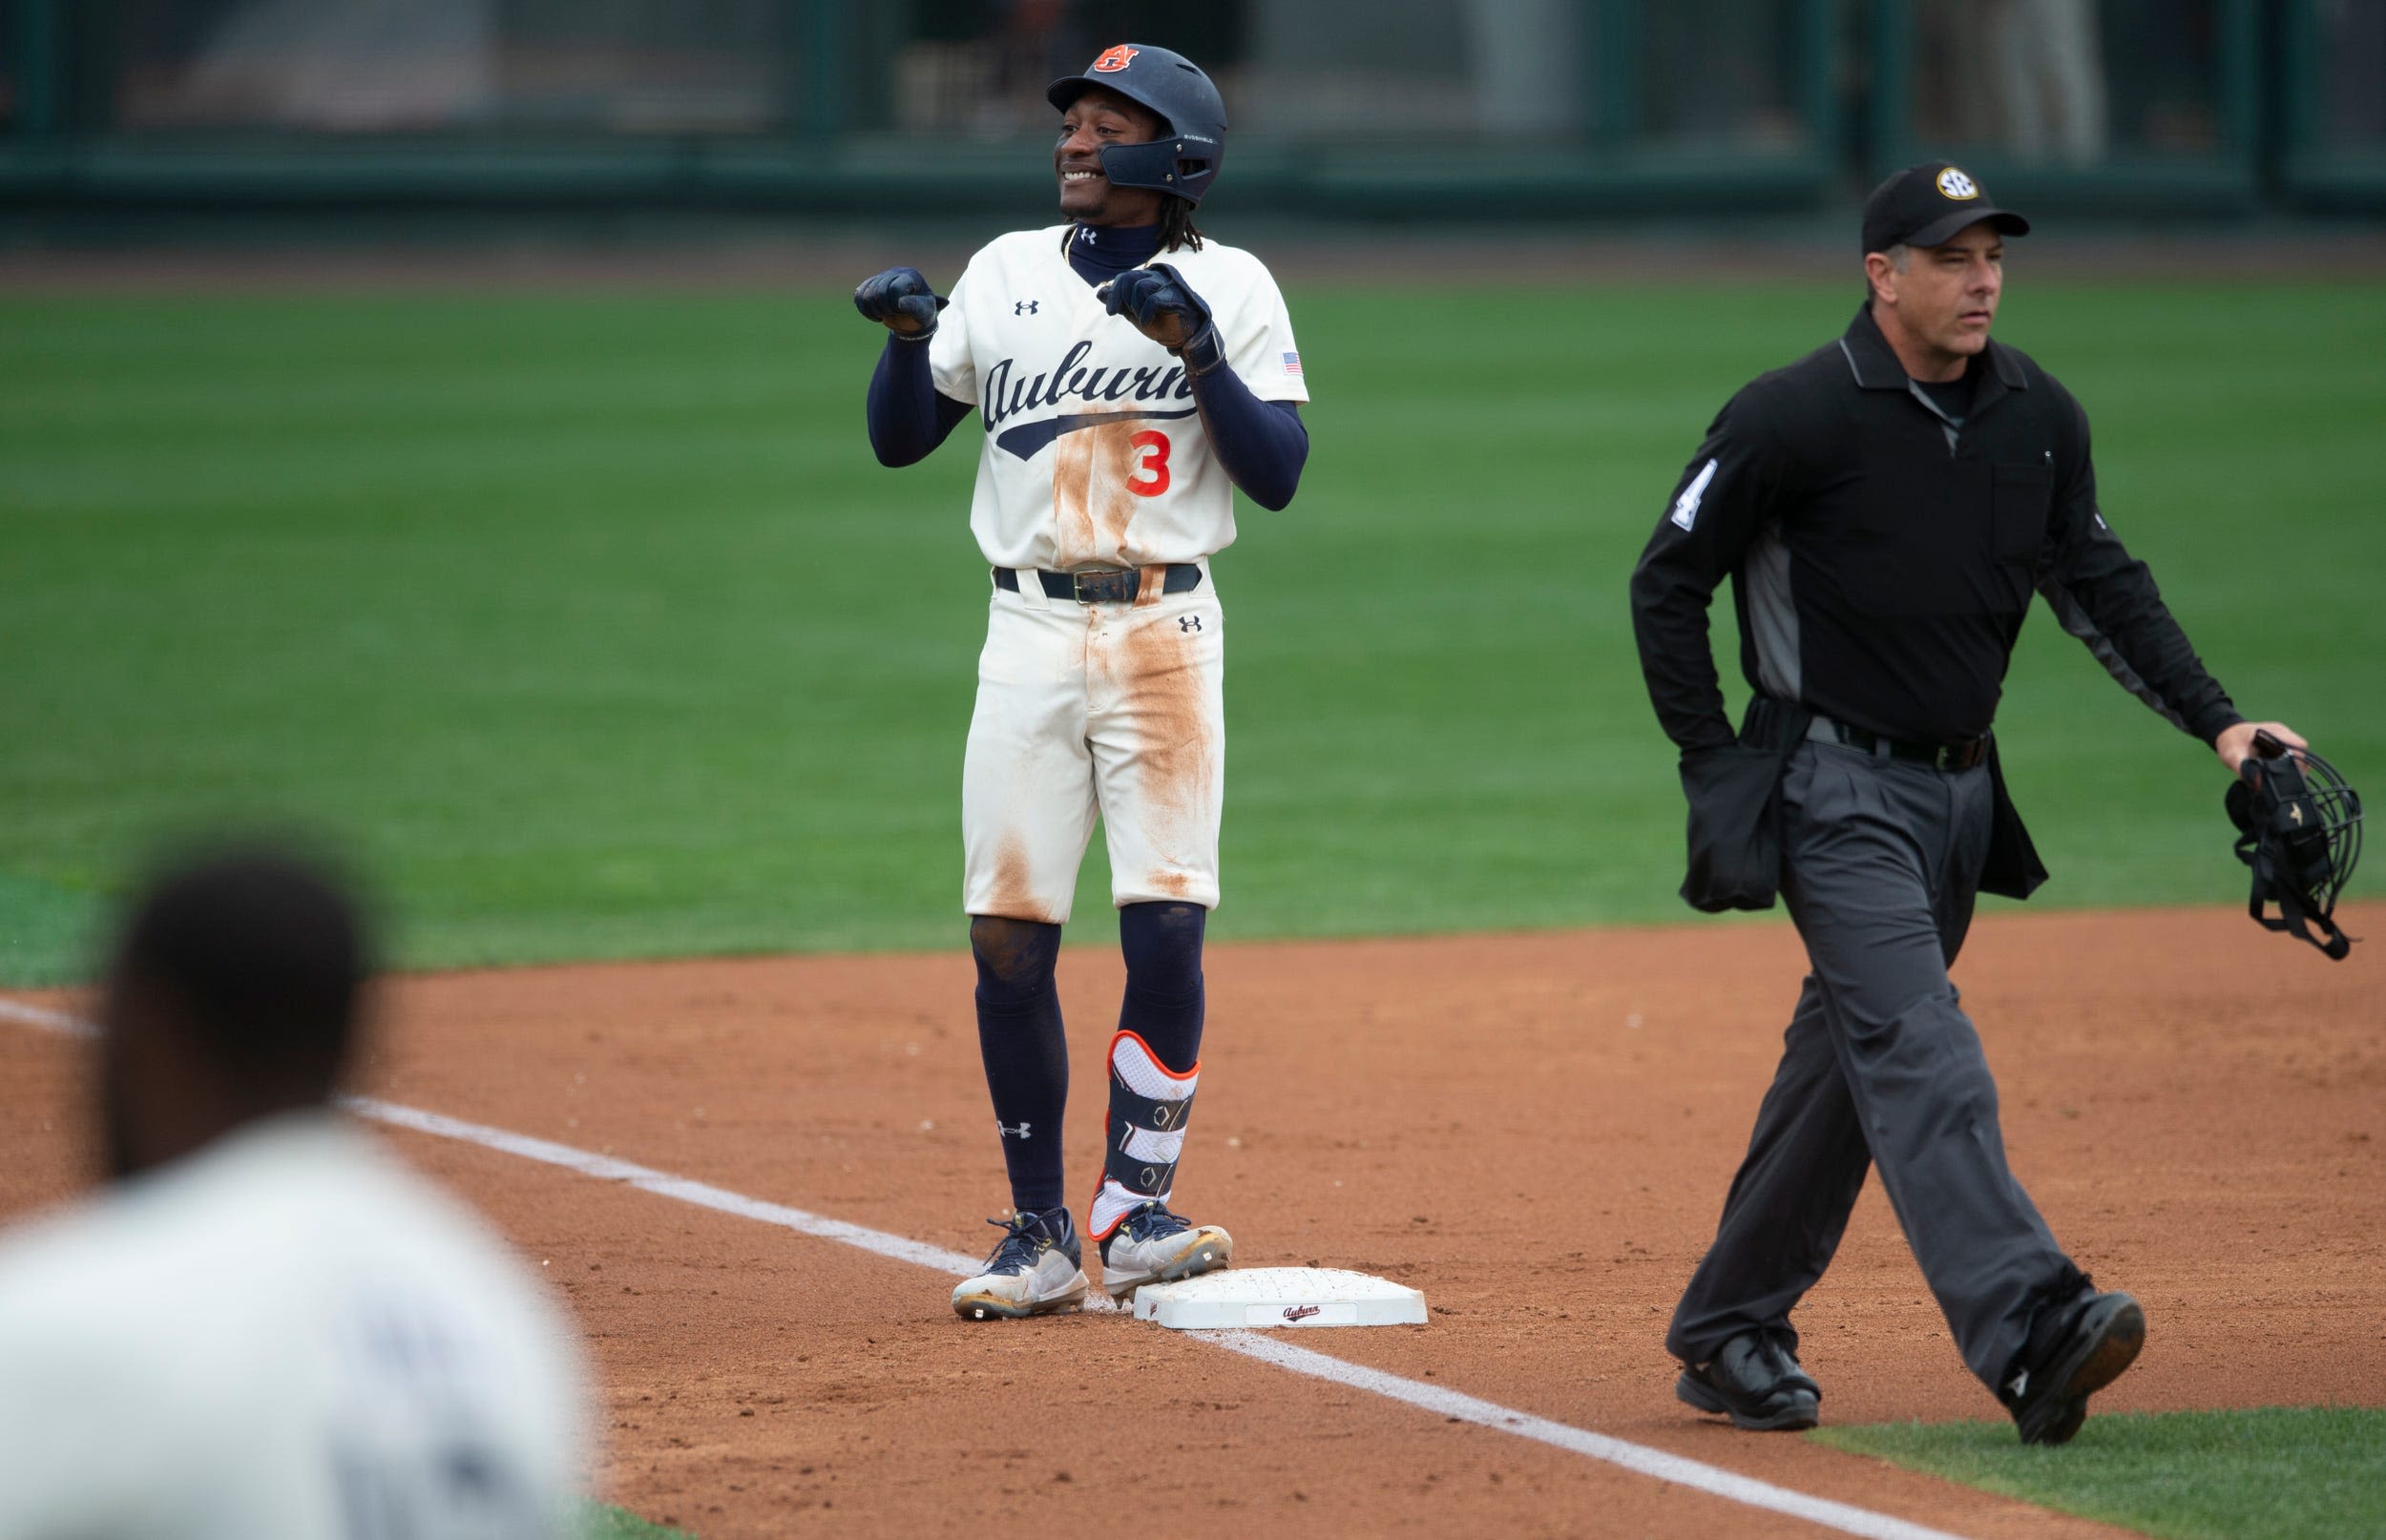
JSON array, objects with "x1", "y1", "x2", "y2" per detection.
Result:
[
  {"x1": 1866, "y1": 220, "x2": 2005, "y2": 380},
  {"x1": 1055, "y1": 86, "x2": 1170, "y2": 227}
]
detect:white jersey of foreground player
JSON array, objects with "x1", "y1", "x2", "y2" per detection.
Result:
[
  {"x1": 931, "y1": 226, "x2": 1308, "y2": 572},
  {"x1": 0, "y1": 1113, "x2": 590, "y2": 1540}
]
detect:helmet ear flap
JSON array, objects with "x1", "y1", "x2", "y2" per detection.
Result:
[{"x1": 1096, "y1": 139, "x2": 1203, "y2": 202}]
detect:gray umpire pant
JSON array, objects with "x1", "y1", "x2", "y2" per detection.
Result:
[{"x1": 1665, "y1": 735, "x2": 2078, "y2": 1391}]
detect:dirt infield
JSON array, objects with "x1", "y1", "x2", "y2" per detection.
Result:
[{"x1": 4, "y1": 902, "x2": 2381, "y2": 1538}]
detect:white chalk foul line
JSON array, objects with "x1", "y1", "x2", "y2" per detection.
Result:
[
  {"x1": 1212, "y1": 1331, "x2": 1965, "y2": 1540},
  {"x1": 1, "y1": 996, "x2": 1968, "y2": 1540},
  {"x1": 346, "y1": 1097, "x2": 989, "y2": 1279},
  {"x1": 0, "y1": 998, "x2": 89, "y2": 1036}
]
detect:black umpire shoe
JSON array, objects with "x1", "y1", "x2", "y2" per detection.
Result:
[
  {"x1": 1676, "y1": 1332, "x2": 1821, "y2": 1431},
  {"x1": 2000, "y1": 1288, "x2": 2146, "y2": 1446}
]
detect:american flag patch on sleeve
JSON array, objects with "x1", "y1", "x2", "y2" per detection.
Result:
[{"x1": 1282, "y1": 351, "x2": 1303, "y2": 376}]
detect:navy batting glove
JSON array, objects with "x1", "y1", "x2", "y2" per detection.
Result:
[
  {"x1": 853, "y1": 266, "x2": 948, "y2": 341},
  {"x1": 1099, "y1": 262, "x2": 1224, "y2": 376}
]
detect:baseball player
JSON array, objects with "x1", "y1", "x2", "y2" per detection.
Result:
[
  {"x1": 852, "y1": 43, "x2": 1309, "y2": 1321},
  {"x1": 1630, "y1": 162, "x2": 2309, "y2": 1444},
  {"x1": 0, "y1": 847, "x2": 591, "y2": 1536}
]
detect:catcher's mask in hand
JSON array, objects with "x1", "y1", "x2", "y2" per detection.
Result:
[{"x1": 2226, "y1": 731, "x2": 2362, "y2": 960}]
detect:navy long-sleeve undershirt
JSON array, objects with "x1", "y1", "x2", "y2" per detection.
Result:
[
  {"x1": 864, "y1": 222, "x2": 1308, "y2": 511},
  {"x1": 865, "y1": 335, "x2": 972, "y2": 468},
  {"x1": 1188, "y1": 363, "x2": 1306, "y2": 511}
]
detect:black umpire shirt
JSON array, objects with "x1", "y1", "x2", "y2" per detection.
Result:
[{"x1": 1630, "y1": 304, "x2": 2243, "y2": 757}]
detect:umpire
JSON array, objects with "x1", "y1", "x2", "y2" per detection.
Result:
[{"x1": 1628, "y1": 162, "x2": 2309, "y2": 1445}]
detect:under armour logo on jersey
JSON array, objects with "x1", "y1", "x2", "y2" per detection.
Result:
[
  {"x1": 997, "y1": 1120, "x2": 1033, "y2": 1139},
  {"x1": 1014, "y1": 300, "x2": 1039, "y2": 316},
  {"x1": 1670, "y1": 458, "x2": 1720, "y2": 531},
  {"x1": 1180, "y1": 615, "x2": 1202, "y2": 634}
]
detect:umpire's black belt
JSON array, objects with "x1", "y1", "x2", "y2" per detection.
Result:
[
  {"x1": 994, "y1": 564, "x2": 1203, "y2": 605},
  {"x1": 1808, "y1": 714, "x2": 1991, "y2": 773}
]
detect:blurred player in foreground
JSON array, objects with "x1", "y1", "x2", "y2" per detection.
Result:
[
  {"x1": 0, "y1": 846, "x2": 591, "y2": 1538},
  {"x1": 852, "y1": 42, "x2": 1310, "y2": 1319}
]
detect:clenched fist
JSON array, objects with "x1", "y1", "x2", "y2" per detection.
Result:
[
  {"x1": 1098, "y1": 262, "x2": 1223, "y2": 375},
  {"x1": 853, "y1": 266, "x2": 948, "y2": 341}
]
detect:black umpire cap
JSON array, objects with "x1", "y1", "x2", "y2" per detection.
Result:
[{"x1": 1862, "y1": 161, "x2": 2030, "y2": 254}]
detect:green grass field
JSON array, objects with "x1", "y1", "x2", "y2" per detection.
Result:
[
  {"x1": 1815, "y1": 1406, "x2": 2386, "y2": 1539},
  {"x1": 3, "y1": 278, "x2": 2381, "y2": 988}
]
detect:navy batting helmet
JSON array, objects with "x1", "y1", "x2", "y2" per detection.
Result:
[{"x1": 1047, "y1": 43, "x2": 1227, "y2": 205}]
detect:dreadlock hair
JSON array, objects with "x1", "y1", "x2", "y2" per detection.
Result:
[
  {"x1": 1160, "y1": 196, "x2": 1204, "y2": 254},
  {"x1": 111, "y1": 844, "x2": 371, "y2": 1100}
]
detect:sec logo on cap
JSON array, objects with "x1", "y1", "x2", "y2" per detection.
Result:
[
  {"x1": 1093, "y1": 44, "x2": 1138, "y2": 73},
  {"x1": 1936, "y1": 167, "x2": 1979, "y2": 199}
]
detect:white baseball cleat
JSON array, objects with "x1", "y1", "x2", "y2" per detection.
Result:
[
  {"x1": 952, "y1": 1207, "x2": 1090, "y2": 1321},
  {"x1": 1099, "y1": 1201, "x2": 1232, "y2": 1298}
]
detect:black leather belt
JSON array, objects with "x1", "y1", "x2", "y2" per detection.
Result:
[
  {"x1": 993, "y1": 565, "x2": 1203, "y2": 605},
  {"x1": 1809, "y1": 714, "x2": 1991, "y2": 773}
]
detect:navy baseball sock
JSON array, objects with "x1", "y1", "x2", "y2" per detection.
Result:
[
  {"x1": 1118, "y1": 902, "x2": 1205, "y2": 1074},
  {"x1": 970, "y1": 916, "x2": 1068, "y2": 1215},
  {"x1": 1087, "y1": 903, "x2": 1209, "y2": 1240}
]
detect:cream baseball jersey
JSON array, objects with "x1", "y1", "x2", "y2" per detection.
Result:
[
  {"x1": 931, "y1": 227, "x2": 1308, "y2": 571},
  {"x1": 0, "y1": 1114, "x2": 591, "y2": 1539}
]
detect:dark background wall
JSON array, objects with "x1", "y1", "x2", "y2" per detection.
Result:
[{"x1": 2, "y1": 0, "x2": 2381, "y2": 226}]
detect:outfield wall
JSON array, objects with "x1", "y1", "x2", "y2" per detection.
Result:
[{"x1": 1, "y1": 0, "x2": 2382, "y2": 220}]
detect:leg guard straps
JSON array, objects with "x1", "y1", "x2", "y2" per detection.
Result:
[{"x1": 1089, "y1": 1029, "x2": 1198, "y2": 1239}]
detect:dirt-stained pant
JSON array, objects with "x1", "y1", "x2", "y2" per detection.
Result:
[
  {"x1": 961, "y1": 564, "x2": 1224, "y2": 925},
  {"x1": 1665, "y1": 737, "x2": 2078, "y2": 1391}
]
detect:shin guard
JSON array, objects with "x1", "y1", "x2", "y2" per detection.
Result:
[{"x1": 1088, "y1": 1028, "x2": 1198, "y2": 1241}]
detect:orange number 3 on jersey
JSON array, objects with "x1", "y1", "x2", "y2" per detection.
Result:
[{"x1": 1128, "y1": 429, "x2": 1171, "y2": 497}]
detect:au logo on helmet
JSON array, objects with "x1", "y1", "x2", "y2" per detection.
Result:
[
  {"x1": 1093, "y1": 44, "x2": 1139, "y2": 73},
  {"x1": 1936, "y1": 167, "x2": 1980, "y2": 200}
]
